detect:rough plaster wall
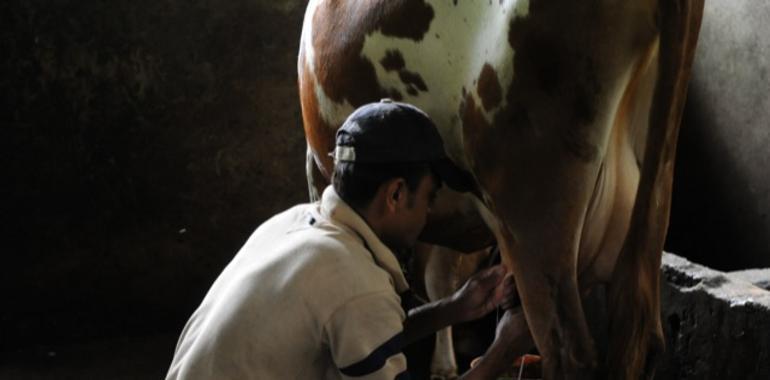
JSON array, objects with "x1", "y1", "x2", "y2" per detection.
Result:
[
  {"x1": 1, "y1": 0, "x2": 310, "y2": 349},
  {"x1": 667, "y1": 0, "x2": 770, "y2": 270}
]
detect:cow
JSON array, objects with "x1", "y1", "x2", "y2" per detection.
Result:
[{"x1": 297, "y1": 0, "x2": 704, "y2": 378}]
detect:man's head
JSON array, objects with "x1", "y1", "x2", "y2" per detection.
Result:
[{"x1": 331, "y1": 99, "x2": 471, "y2": 251}]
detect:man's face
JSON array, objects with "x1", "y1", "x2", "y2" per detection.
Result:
[{"x1": 385, "y1": 174, "x2": 439, "y2": 252}]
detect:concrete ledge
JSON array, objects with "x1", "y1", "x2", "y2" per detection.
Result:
[
  {"x1": 658, "y1": 253, "x2": 770, "y2": 379},
  {"x1": 728, "y1": 268, "x2": 770, "y2": 291}
]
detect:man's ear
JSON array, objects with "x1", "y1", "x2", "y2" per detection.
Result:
[{"x1": 384, "y1": 178, "x2": 406, "y2": 211}]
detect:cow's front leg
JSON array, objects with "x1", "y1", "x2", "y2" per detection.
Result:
[
  {"x1": 418, "y1": 243, "x2": 462, "y2": 380},
  {"x1": 430, "y1": 326, "x2": 458, "y2": 380},
  {"x1": 419, "y1": 244, "x2": 492, "y2": 380}
]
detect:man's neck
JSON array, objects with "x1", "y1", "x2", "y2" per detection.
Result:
[
  {"x1": 353, "y1": 200, "x2": 408, "y2": 258},
  {"x1": 353, "y1": 202, "x2": 383, "y2": 241}
]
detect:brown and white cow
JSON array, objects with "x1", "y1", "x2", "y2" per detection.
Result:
[{"x1": 298, "y1": 0, "x2": 704, "y2": 378}]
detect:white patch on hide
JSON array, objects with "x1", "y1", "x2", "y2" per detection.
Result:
[{"x1": 360, "y1": 0, "x2": 529, "y2": 170}]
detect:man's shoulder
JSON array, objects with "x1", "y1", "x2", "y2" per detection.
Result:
[
  {"x1": 242, "y1": 202, "x2": 395, "y2": 289},
  {"x1": 241, "y1": 204, "x2": 363, "y2": 262},
  {"x1": 268, "y1": 204, "x2": 366, "y2": 251},
  {"x1": 243, "y1": 202, "x2": 318, "y2": 242},
  {"x1": 262, "y1": 202, "x2": 315, "y2": 227}
]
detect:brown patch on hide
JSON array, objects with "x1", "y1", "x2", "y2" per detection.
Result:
[
  {"x1": 380, "y1": 1, "x2": 435, "y2": 41},
  {"x1": 381, "y1": 50, "x2": 406, "y2": 71},
  {"x1": 310, "y1": 0, "x2": 434, "y2": 108},
  {"x1": 477, "y1": 63, "x2": 502, "y2": 111},
  {"x1": 299, "y1": 56, "x2": 335, "y2": 181}
]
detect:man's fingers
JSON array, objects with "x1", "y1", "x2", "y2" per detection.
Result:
[
  {"x1": 496, "y1": 273, "x2": 520, "y2": 310},
  {"x1": 473, "y1": 264, "x2": 506, "y2": 290},
  {"x1": 503, "y1": 276, "x2": 518, "y2": 299},
  {"x1": 477, "y1": 272, "x2": 511, "y2": 313},
  {"x1": 492, "y1": 273, "x2": 513, "y2": 299},
  {"x1": 504, "y1": 272, "x2": 515, "y2": 286}
]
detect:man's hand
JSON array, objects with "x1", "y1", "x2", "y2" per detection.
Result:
[{"x1": 449, "y1": 264, "x2": 516, "y2": 323}]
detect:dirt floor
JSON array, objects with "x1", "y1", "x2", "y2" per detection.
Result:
[
  {"x1": 0, "y1": 334, "x2": 178, "y2": 380},
  {"x1": 0, "y1": 333, "x2": 453, "y2": 379},
  {"x1": 0, "y1": 325, "x2": 487, "y2": 380}
]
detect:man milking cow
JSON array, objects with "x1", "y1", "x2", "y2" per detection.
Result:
[{"x1": 166, "y1": 100, "x2": 534, "y2": 379}]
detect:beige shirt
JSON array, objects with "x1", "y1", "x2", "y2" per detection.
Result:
[{"x1": 166, "y1": 187, "x2": 411, "y2": 380}]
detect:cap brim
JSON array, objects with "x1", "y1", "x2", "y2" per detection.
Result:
[{"x1": 431, "y1": 158, "x2": 476, "y2": 194}]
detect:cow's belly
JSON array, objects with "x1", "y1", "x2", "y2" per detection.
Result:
[
  {"x1": 355, "y1": 1, "x2": 530, "y2": 252},
  {"x1": 577, "y1": 130, "x2": 641, "y2": 287},
  {"x1": 576, "y1": 40, "x2": 656, "y2": 286},
  {"x1": 361, "y1": 1, "x2": 649, "y2": 277},
  {"x1": 359, "y1": 0, "x2": 530, "y2": 171},
  {"x1": 304, "y1": 0, "x2": 655, "y2": 276}
]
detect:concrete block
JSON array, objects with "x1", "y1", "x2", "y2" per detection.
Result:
[{"x1": 658, "y1": 253, "x2": 770, "y2": 379}]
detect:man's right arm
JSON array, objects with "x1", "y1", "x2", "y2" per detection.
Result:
[{"x1": 459, "y1": 308, "x2": 534, "y2": 380}]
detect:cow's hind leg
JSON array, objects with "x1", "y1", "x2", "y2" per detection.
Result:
[
  {"x1": 466, "y1": 120, "x2": 602, "y2": 378},
  {"x1": 472, "y1": 169, "x2": 601, "y2": 378},
  {"x1": 495, "y1": 224, "x2": 598, "y2": 379},
  {"x1": 607, "y1": 1, "x2": 704, "y2": 378}
]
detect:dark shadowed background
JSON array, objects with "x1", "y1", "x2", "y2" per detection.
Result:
[
  {"x1": 1, "y1": 0, "x2": 768, "y2": 377},
  {"x1": 666, "y1": 0, "x2": 770, "y2": 271},
  {"x1": 2, "y1": 0, "x2": 308, "y2": 357}
]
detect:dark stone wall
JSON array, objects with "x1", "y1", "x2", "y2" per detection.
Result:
[
  {"x1": 3, "y1": 0, "x2": 768, "y2": 355},
  {"x1": 2, "y1": 0, "x2": 309, "y2": 349}
]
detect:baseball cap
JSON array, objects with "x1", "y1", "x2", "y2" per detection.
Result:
[{"x1": 334, "y1": 99, "x2": 475, "y2": 193}]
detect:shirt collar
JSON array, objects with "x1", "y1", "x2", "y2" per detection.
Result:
[{"x1": 319, "y1": 186, "x2": 409, "y2": 293}]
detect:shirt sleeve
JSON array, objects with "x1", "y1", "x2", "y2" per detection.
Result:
[{"x1": 323, "y1": 290, "x2": 410, "y2": 380}]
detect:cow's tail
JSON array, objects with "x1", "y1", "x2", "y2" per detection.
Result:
[
  {"x1": 306, "y1": 144, "x2": 328, "y2": 202},
  {"x1": 606, "y1": 0, "x2": 704, "y2": 379}
]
